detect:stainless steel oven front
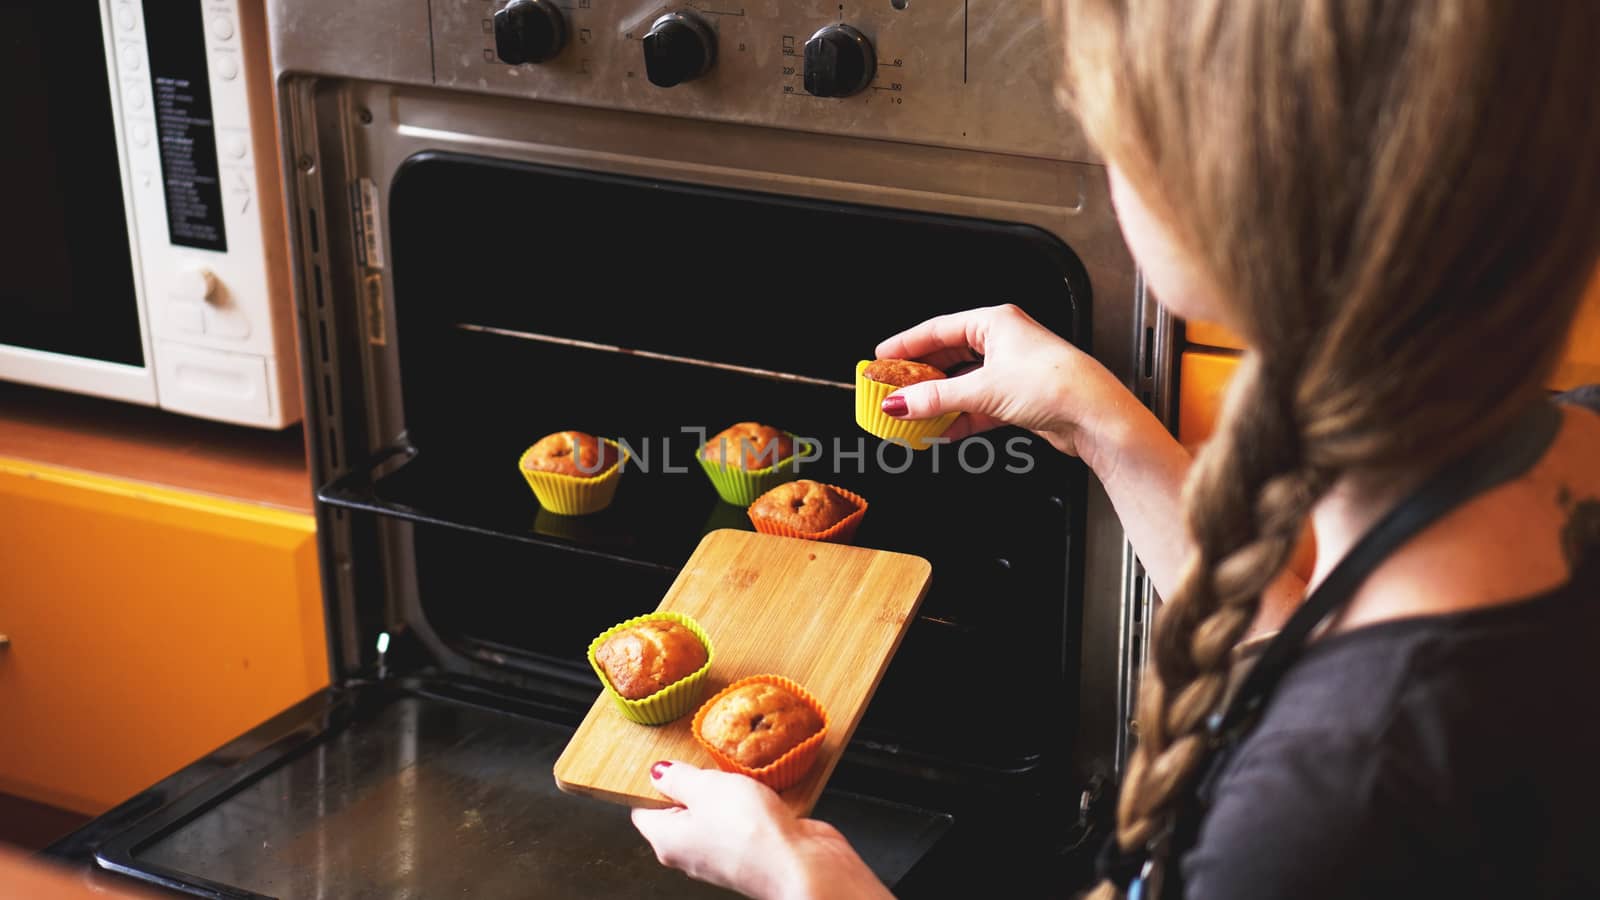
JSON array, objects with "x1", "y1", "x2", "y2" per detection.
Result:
[{"x1": 69, "y1": 2, "x2": 1173, "y2": 897}]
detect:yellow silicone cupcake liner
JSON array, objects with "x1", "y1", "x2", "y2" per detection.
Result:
[
  {"x1": 696, "y1": 434, "x2": 813, "y2": 506},
  {"x1": 518, "y1": 439, "x2": 628, "y2": 516},
  {"x1": 691, "y1": 674, "x2": 830, "y2": 793},
  {"x1": 855, "y1": 360, "x2": 961, "y2": 451},
  {"x1": 747, "y1": 486, "x2": 868, "y2": 545},
  {"x1": 587, "y1": 611, "x2": 714, "y2": 726}
]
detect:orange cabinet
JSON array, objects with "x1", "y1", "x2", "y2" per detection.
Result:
[
  {"x1": 0, "y1": 459, "x2": 327, "y2": 815},
  {"x1": 1176, "y1": 350, "x2": 1238, "y2": 450},
  {"x1": 1179, "y1": 264, "x2": 1600, "y2": 442},
  {"x1": 1556, "y1": 273, "x2": 1600, "y2": 389}
]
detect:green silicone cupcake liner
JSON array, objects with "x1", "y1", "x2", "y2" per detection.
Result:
[
  {"x1": 696, "y1": 434, "x2": 813, "y2": 506},
  {"x1": 587, "y1": 611, "x2": 714, "y2": 725},
  {"x1": 855, "y1": 360, "x2": 961, "y2": 451}
]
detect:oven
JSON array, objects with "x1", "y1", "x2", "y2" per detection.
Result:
[{"x1": 49, "y1": 1, "x2": 1172, "y2": 896}]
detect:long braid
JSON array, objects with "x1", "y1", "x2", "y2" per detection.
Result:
[{"x1": 1117, "y1": 357, "x2": 1333, "y2": 852}]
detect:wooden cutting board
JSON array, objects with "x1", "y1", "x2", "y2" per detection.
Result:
[{"x1": 553, "y1": 528, "x2": 932, "y2": 816}]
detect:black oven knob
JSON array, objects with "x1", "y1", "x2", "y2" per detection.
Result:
[
  {"x1": 494, "y1": 0, "x2": 568, "y2": 65},
  {"x1": 642, "y1": 12, "x2": 717, "y2": 87},
  {"x1": 803, "y1": 24, "x2": 876, "y2": 98}
]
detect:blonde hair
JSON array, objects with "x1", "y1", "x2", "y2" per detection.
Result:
[{"x1": 1053, "y1": 1, "x2": 1600, "y2": 895}]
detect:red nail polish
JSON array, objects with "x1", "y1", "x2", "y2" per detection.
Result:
[
  {"x1": 881, "y1": 395, "x2": 909, "y2": 417},
  {"x1": 650, "y1": 760, "x2": 672, "y2": 780}
]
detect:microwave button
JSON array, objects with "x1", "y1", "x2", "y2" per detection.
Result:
[
  {"x1": 210, "y1": 15, "x2": 235, "y2": 42},
  {"x1": 154, "y1": 343, "x2": 271, "y2": 422},
  {"x1": 174, "y1": 267, "x2": 218, "y2": 305},
  {"x1": 493, "y1": 0, "x2": 567, "y2": 65},
  {"x1": 203, "y1": 304, "x2": 251, "y2": 340},
  {"x1": 214, "y1": 53, "x2": 240, "y2": 81},
  {"x1": 115, "y1": 6, "x2": 136, "y2": 31},
  {"x1": 168, "y1": 303, "x2": 204, "y2": 335}
]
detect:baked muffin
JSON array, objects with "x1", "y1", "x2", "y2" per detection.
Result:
[
  {"x1": 522, "y1": 430, "x2": 621, "y2": 477},
  {"x1": 697, "y1": 680, "x2": 824, "y2": 769},
  {"x1": 519, "y1": 430, "x2": 627, "y2": 515},
  {"x1": 861, "y1": 359, "x2": 947, "y2": 388},
  {"x1": 748, "y1": 480, "x2": 858, "y2": 534},
  {"x1": 594, "y1": 619, "x2": 709, "y2": 700},
  {"x1": 854, "y1": 359, "x2": 961, "y2": 451},
  {"x1": 701, "y1": 422, "x2": 797, "y2": 470}
]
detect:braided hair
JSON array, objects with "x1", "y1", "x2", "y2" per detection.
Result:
[{"x1": 1051, "y1": 1, "x2": 1600, "y2": 895}]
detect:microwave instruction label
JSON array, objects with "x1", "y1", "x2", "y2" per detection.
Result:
[
  {"x1": 144, "y1": 0, "x2": 228, "y2": 252},
  {"x1": 350, "y1": 178, "x2": 385, "y2": 270}
]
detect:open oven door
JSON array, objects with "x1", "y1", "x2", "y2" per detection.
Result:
[{"x1": 51, "y1": 677, "x2": 953, "y2": 899}]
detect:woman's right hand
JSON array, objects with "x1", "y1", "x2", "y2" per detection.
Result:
[{"x1": 873, "y1": 304, "x2": 1136, "y2": 471}]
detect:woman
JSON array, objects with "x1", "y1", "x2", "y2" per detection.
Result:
[{"x1": 632, "y1": 1, "x2": 1600, "y2": 897}]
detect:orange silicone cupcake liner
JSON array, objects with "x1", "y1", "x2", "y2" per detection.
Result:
[
  {"x1": 746, "y1": 486, "x2": 868, "y2": 545},
  {"x1": 691, "y1": 674, "x2": 830, "y2": 793}
]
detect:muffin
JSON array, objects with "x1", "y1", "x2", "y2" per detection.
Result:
[
  {"x1": 587, "y1": 612, "x2": 714, "y2": 725},
  {"x1": 523, "y1": 430, "x2": 621, "y2": 477},
  {"x1": 747, "y1": 480, "x2": 866, "y2": 544},
  {"x1": 861, "y1": 358, "x2": 947, "y2": 388},
  {"x1": 595, "y1": 619, "x2": 709, "y2": 700},
  {"x1": 518, "y1": 430, "x2": 627, "y2": 515},
  {"x1": 700, "y1": 422, "x2": 797, "y2": 470},
  {"x1": 697, "y1": 422, "x2": 808, "y2": 506},
  {"x1": 854, "y1": 359, "x2": 962, "y2": 451},
  {"x1": 692, "y1": 675, "x2": 829, "y2": 790}
]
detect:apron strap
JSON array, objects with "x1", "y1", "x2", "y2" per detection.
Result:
[{"x1": 1209, "y1": 399, "x2": 1562, "y2": 741}]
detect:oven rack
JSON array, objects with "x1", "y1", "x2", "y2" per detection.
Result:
[
  {"x1": 317, "y1": 443, "x2": 687, "y2": 574},
  {"x1": 316, "y1": 439, "x2": 1064, "y2": 632}
]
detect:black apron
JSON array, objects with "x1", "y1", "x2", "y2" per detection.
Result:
[{"x1": 1096, "y1": 398, "x2": 1564, "y2": 900}]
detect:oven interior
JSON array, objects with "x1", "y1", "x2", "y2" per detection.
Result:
[{"x1": 357, "y1": 150, "x2": 1093, "y2": 782}]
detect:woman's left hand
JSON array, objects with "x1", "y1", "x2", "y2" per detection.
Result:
[{"x1": 631, "y1": 760, "x2": 893, "y2": 900}]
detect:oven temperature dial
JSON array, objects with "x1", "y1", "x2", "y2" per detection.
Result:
[
  {"x1": 494, "y1": 0, "x2": 568, "y2": 65},
  {"x1": 803, "y1": 24, "x2": 876, "y2": 98},
  {"x1": 642, "y1": 11, "x2": 717, "y2": 87}
]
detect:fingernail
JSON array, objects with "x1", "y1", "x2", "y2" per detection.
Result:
[
  {"x1": 650, "y1": 760, "x2": 672, "y2": 780},
  {"x1": 881, "y1": 395, "x2": 909, "y2": 417}
]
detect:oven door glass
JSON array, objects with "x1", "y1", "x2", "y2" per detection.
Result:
[{"x1": 0, "y1": 0, "x2": 144, "y2": 367}]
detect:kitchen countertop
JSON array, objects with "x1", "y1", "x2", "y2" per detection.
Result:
[{"x1": 0, "y1": 382, "x2": 311, "y2": 514}]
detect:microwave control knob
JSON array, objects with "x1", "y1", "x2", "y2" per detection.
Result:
[
  {"x1": 642, "y1": 12, "x2": 717, "y2": 87},
  {"x1": 494, "y1": 0, "x2": 567, "y2": 65},
  {"x1": 175, "y1": 267, "x2": 218, "y2": 304},
  {"x1": 803, "y1": 24, "x2": 876, "y2": 98}
]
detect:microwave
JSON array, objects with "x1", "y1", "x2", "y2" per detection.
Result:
[{"x1": 0, "y1": 0, "x2": 300, "y2": 429}]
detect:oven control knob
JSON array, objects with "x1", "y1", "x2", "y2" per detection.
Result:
[
  {"x1": 642, "y1": 12, "x2": 717, "y2": 87},
  {"x1": 803, "y1": 24, "x2": 876, "y2": 98},
  {"x1": 494, "y1": 0, "x2": 568, "y2": 65}
]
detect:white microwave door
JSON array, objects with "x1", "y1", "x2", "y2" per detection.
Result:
[{"x1": 0, "y1": 0, "x2": 156, "y2": 405}]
